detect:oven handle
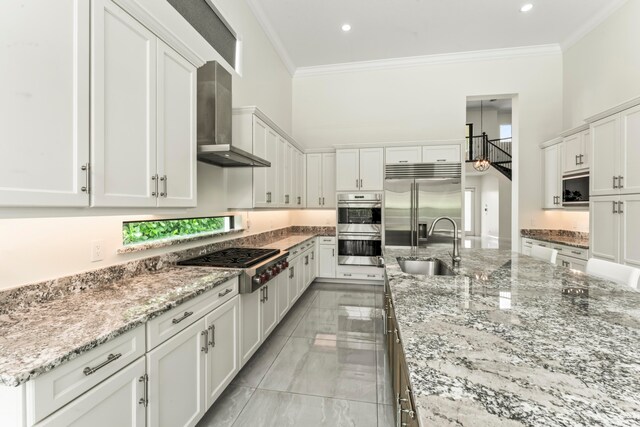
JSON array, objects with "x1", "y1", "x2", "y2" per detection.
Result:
[
  {"x1": 337, "y1": 202, "x2": 382, "y2": 208},
  {"x1": 338, "y1": 233, "x2": 382, "y2": 241}
]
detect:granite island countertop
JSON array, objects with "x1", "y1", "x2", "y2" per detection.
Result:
[
  {"x1": 0, "y1": 266, "x2": 240, "y2": 387},
  {"x1": 383, "y1": 247, "x2": 640, "y2": 427}
]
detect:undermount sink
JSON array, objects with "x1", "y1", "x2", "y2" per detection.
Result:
[{"x1": 397, "y1": 258, "x2": 456, "y2": 276}]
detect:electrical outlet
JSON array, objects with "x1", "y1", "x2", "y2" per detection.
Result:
[
  {"x1": 91, "y1": 240, "x2": 104, "y2": 262},
  {"x1": 247, "y1": 220, "x2": 251, "y2": 229}
]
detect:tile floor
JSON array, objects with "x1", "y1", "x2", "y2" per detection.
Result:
[{"x1": 197, "y1": 282, "x2": 394, "y2": 427}]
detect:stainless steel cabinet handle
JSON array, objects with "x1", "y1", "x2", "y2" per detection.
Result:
[
  {"x1": 159, "y1": 175, "x2": 167, "y2": 197},
  {"x1": 305, "y1": 255, "x2": 309, "y2": 265},
  {"x1": 613, "y1": 201, "x2": 618, "y2": 214},
  {"x1": 201, "y1": 330, "x2": 208, "y2": 353},
  {"x1": 138, "y1": 374, "x2": 148, "y2": 407},
  {"x1": 267, "y1": 192, "x2": 272, "y2": 203},
  {"x1": 356, "y1": 178, "x2": 359, "y2": 188},
  {"x1": 579, "y1": 154, "x2": 584, "y2": 165},
  {"x1": 311, "y1": 251, "x2": 315, "y2": 260},
  {"x1": 298, "y1": 196, "x2": 301, "y2": 205},
  {"x1": 618, "y1": 175, "x2": 624, "y2": 188},
  {"x1": 575, "y1": 154, "x2": 579, "y2": 165},
  {"x1": 172, "y1": 311, "x2": 194, "y2": 324},
  {"x1": 289, "y1": 267, "x2": 294, "y2": 279},
  {"x1": 83, "y1": 353, "x2": 122, "y2": 376},
  {"x1": 394, "y1": 328, "x2": 400, "y2": 344},
  {"x1": 332, "y1": 248, "x2": 335, "y2": 257},
  {"x1": 285, "y1": 194, "x2": 289, "y2": 204},
  {"x1": 151, "y1": 175, "x2": 158, "y2": 197},
  {"x1": 613, "y1": 176, "x2": 618, "y2": 189},
  {"x1": 619, "y1": 201, "x2": 624, "y2": 213},
  {"x1": 343, "y1": 273, "x2": 352, "y2": 277},
  {"x1": 318, "y1": 197, "x2": 322, "y2": 205},
  {"x1": 322, "y1": 197, "x2": 325, "y2": 205},
  {"x1": 218, "y1": 288, "x2": 232, "y2": 297},
  {"x1": 81, "y1": 164, "x2": 90, "y2": 194},
  {"x1": 571, "y1": 250, "x2": 581, "y2": 255},
  {"x1": 260, "y1": 287, "x2": 265, "y2": 303},
  {"x1": 360, "y1": 178, "x2": 363, "y2": 188},
  {"x1": 208, "y1": 325, "x2": 215, "y2": 347}
]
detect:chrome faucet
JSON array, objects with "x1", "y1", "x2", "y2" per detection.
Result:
[{"x1": 427, "y1": 217, "x2": 461, "y2": 268}]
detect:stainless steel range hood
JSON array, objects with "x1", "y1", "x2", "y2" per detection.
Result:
[{"x1": 196, "y1": 62, "x2": 270, "y2": 167}]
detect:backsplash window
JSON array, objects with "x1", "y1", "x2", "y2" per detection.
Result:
[{"x1": 123, "y1": 216, "x2": 234, "y2": 245}]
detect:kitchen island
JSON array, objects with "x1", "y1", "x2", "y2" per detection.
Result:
[{"x1": 383, "y1": 247, "x2": 640, "y2": 427}]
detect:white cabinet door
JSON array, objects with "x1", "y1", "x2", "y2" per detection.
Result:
[
  {"x1": 562, "y1": 133, "x2": 583, "y2": 174},
  {"x1": 422, "y1": 145, "x2": 461, "y2": 163},
  {"x1": 591, "y1": 115, "x2": 620, "y2": 197},
  {"x1": 322, "y1": 152, "x2": 337, "y2": 207},
  {"x1": 301, "y1": 252, "x2": 311, "y2": 292},
  {"x1": 283, "y1": 142, "x2": 293, "y2": 206},
  {"x1": 35, "y1": 359, "x2": 145, "y2": 427},
  {"x1": 240, "y1": 290, "x2": 262, "y2": 365},
  {"x1": 0, "y1": 0, "x2": 89, "y2": 207},
  {"x1": 620, "y1": 105, "x2": 640, "y2": 195},
  {"x1": 359, "y1": 148, "x2": 384, "y2": 191},
  {"x1": 385, "y1": 147, "x2": 421, "y2": 164},
  {"x1": 276, "y1": 272, "x2": 290, "y2": 320},
  {"x1": 310, "y1": 245, "x2": 318, "y2": 283},
  {"x1": 288, "y1": 257, "x2": 302, "y2": 305},
  {"x1": 557, "y1": 255, "x2": 586, "y2": 272},
  {"x1": 261, "y1": 281, "x2": 278, "y2": 339},
  {"x1": 590, "y1": 196, "x2": 620, "y2": 262},
  {"x1": 204, "y1": 297, "x2": 239, "y2": 407},
  {"x1": 620, "y1": 194, "x2": 640, "y2": 269},
  {"x1": 253, "y1": 117, "x2": 269, "y2": 207},
  {"x1": 277, "y1": 136, "x2": 287, "y2": 206},
  {"x1": 295, "y1": 149, "x2": 306, "y2": 207},
  {"x1": 543, "y1": 144, "x2": 562, "y2": 209},
  {"x1": 147, "y1": 319, "x2": 206, "y2": 427},
  {"x1": 156, "y1": 40, "x2": 196, "y2": 208},
  {"x1": 265, "y1": 129, "x2": 279, "y2": 205},
  {"x1": 319, "y1": 245, "x2": 336, "y2": 278},
  {"x1": 91, "y1": 0, "x2": 157, "y2": 207},
  {"x1": 336, "y1": 149, "x2": 360, "y2": 191},
  {"x1": 580, "y1": 130, "x2": 591, "y2": 171},
  {"x1": 306, "y1": 154, "x2": 322, "y2": 208}
]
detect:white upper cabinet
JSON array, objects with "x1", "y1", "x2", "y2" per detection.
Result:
[
  {"x1": 543, "y1": 143, "x2": 562, "y2": 209},
  {"x1": 359, "y1": 148, "x2": 384, "y2": 191},
  {"x1": 156, "y1": 40, "x2": 197, "y2": 207},
  {"x1": 590, "y1": 104, "x2": 640, "y2": 197},
  {"x1": 336, "y1": 148, "x2": 383, "y2": 191},
  {"x1": 0, "y1": 0, "x2": 90, "y2": 207},
  {"x1": 91, "y1": 0, "x2": 197, "y2": 208},
  {"x1": 253, "y1": 120, "x2": 279, "y2": 207},
  {"x1": 294, "y1": 149, "x2": 306, "y2": 207},
  {"x1": 336, "y1": 149, "x2": 360, "y2": 191},
  {"x1": 91, "y1": 0, "x2": 158, "y2": 207},
  {"x1": 422, "y1": 145, "x2": 461, "y2": 163},
  {"x1": 385, "y1": 147, "x2": 421, "y2": 164},
  {"x1": 306, "y1": 152, "x2": 336, "y2": 208},
  {"x1": 562, "y1": 130, "x2": 589, "y2": 175}
]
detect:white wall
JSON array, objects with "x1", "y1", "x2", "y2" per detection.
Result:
[
  {"x1": 293, "y1": 52, "x2": 564, "y2": 244},
  {"x1": 563, "y1": 0, "x2": 640, "y2": 128},
  {"x1": 466, "y1": 107, "x2": 499, "y2": 140},
  {"x1": 0, "y1": 0, "x2": 295, "y2": 290}
]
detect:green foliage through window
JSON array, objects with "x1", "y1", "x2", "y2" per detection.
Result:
[{"x1": 123, "y1": 217, "x2": 230, "y2": 245}]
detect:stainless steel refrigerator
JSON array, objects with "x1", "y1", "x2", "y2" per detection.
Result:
[{"x1": 384, "y1": 163, "x2": 462, "y2": 247}]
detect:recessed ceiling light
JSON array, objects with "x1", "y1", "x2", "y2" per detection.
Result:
[
  {"x1": 341, "y1": 23, "x2": 351, "y2": 32},
  {"x1": 520, "y1": 3, "x2": 533, "y2": 12}
]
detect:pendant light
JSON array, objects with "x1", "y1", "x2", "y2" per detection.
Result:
[{"x1": 473, "y1": 100, "x2": 491, "y2": 172}]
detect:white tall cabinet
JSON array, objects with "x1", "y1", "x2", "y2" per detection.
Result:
[
  {"x1": 0, "y1": 0, "x2": 90, "y2": 207},
  {"x1": 542, "y1": 140, "x2": 563, "y2": 209},
  {"x1": 306, "y1": 152, "x2": 336, "y2": 208},
  {"x1": 589, "y1": 100, "x2": 640, "y2": 270}
]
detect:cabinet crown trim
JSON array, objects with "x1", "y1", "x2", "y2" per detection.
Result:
[
  {"x1": 585, "y1": 95, "x2": 640, "y2": 124},
  {"x1": 560, "y1": 124, "x2": 589, "y2": 137},
  {"x1": 539, "y1": 137, "x2": 563, "y2": 149},
  {"x1": 233, "y1": 106, "x2": 304, "y2": 152}
]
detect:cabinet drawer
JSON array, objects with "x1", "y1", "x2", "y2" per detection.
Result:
[
  {"x1": 146, "y1": 278, "x2": 238, "y2": 350},
  {"x1": 318, "y1": 237, "x2": 336, "y2": 244},
  {"x1": 553, "y1": 245, "x2": 588, "y2": 260},
  {"x1": 29, "y1": 327, "x2": 145, "y2": 424},
  {"x1": 385, "y1": 146, "x2": 421, "y2": 164},
  {"x1": 422, "y1": 145, "x2": 460, "y2": 163},
  {"x1": 337, "y1": 272, "x2": 384, "y2": 281}
]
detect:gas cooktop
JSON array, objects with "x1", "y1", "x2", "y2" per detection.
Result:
[{"x1": 178, "y1": 247, "x2": 281, "y2": 269}]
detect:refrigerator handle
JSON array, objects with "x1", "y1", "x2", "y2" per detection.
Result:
[
  {"x1": 410, "y1": 182, "x2": 414, "y2": 250},
  {"x1": 415, "y1": 182, "x2": 420, "y2": 248}
]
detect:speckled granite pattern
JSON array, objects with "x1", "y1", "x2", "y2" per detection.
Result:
[
  {"x1": 521, "y1": 229, "x2": 589, "y2": 249},
  {"x1": 384, "y1": 247, "x2": 640, "y2": 427},
  {"x1": 261, "y1": 235, "x2": 317, "y2": 252},
  {"x1": 0, "y1": 267, "x2": 240, "y2": 387}
]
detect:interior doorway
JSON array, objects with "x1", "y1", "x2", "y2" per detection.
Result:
[{"x1": 464, "y1": 97, "x2": 513, "y2": 249}]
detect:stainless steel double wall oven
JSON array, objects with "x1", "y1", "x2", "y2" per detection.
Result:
[{"x1": 337, "y1": 193, "x2": 383, "y2": 266}]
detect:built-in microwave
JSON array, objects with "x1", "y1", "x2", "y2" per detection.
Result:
[{"x1": 562, "y1": 173, "x2": 589, "y2": 207}]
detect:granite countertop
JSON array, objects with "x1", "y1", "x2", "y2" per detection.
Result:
[
  {"x1": 0, "y1": 267, "x2": 240, "y2": 387},
  {"x1": 261, "y1": 234, "x2": 322, "y2": 252},
  {"x1": 384, "y1": 247, "x2": 640, "y2": 427},
  {"x1": 521, "y1": 229, "x2": 589, "y2": 250}
]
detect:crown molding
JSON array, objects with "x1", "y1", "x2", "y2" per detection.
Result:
[
  {"x1": 245, "y1": 0, "x2": 296, "y2": 76},
  {"x1": 559, "y1": 124, "x2": 589, "y2": 138},
  {"x1": 539, "y1": 137, "x2": 563, "y2": 149},
  {"x1": 561, "y1": 0, "x2": 629, "y2": 51},
  {"x1": 294, "y1": 44, "x2": 561, "y2": 78}
]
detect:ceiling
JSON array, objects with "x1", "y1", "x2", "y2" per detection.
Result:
[{"x1": 248, "y1": 0, "x2": 625, "y2": 70}]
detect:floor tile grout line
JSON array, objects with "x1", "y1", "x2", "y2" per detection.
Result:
[
  {"x1": 250, "y1": 387, "x2": 380, "y2": 406},
  {"x1": 228, "y1": 386, "x2": 257, "y2": 427}
]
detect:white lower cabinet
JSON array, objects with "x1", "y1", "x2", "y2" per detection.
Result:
[
  {"x1": 240, "y1": 289, "x2": 262, "y2": 365},
  {"x1": 204, "y1": 298, "x2": 239, "y2": 407},
  {"x1": 319, "y1": 244, "x2": 336, "y2": 278},
  {"x1": 36, "y1": 358, "x2": 146, "y2": 427},
  {"x1": 261, "y1": 281, "x2": 278, "y2": 339},
  {"x1": 591, "y1": 194, "x2": 640, "y2": 269},
  {"x1": 276, "y1": 272, "x2": 290, "y2": 320},
  {"x1": 521, "y1": 238, "x2": 588, "y2": 272},
  {"x1": 147, "y1": 319, "x2": 207, "y2": 427}
]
